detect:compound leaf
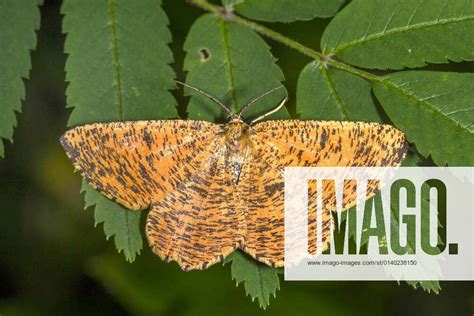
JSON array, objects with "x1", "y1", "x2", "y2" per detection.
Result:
[
  {"x1": 373, "y1": 71, "x2": 474, "y2": 165},
  {"x1": 322, "y1": 0, "x2": 474, "y2": 69},
  {"x1": 62, "y1": 0, "x2": 177, "y2": 261},
  {"x1": 222, "y1": 0, "x2": 346, "y2": 22},
  {"x1": 0, "y1": 0, "x2": 41, "y2": 157}
]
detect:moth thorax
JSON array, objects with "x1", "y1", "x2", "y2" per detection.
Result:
[{"x1": 224, "y1": 121, "x2": 250, "y2": 154}]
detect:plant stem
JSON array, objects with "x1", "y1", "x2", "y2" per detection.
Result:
[{"x1": 188, "y1": 0, "x2": 382, "y2": 82}]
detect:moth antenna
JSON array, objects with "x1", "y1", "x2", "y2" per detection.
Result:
[
  {"x1": 250, "y1": 96, "x2": 288, "y2": 125},
  {"x1": 238, "y1": 85, "x2": 285, "y2": 118},
  {"x1": 176, "y1": 80, "x2": 233, "y2": 117}
]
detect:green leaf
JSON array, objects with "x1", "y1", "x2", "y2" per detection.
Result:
[
  {"x1": 373, "y1": 71, "x2": 474, "y2": 166},
  {"x1": 224, "y1": 251, "x2": 280, "y2": 309},
  {"x1": 62, "y1": 0, "x2": 178, "y2": 261},
  {"x1": 0, "y1": 0, "x2": 40, "y2": 157},
  {"x1": 297, "y1": 61, "x2": 382, "y2": 122},
  {"x1": 82, "y1": 181, "x2": 142, "y2": 262},
  {"x1": 183, "y1": 13, "x2": 289, "y2": 122},
  {"x1": 62, "y1": 0, "x2": 177, "y2": 124},
  {"x1": 405, "y1": 280, "x2": 441, "y2": 294},
  {"x1": 321, "y1": 0, "x2": 474, "y2": 70},
  {"x1": 222, "y1": 0, "x2": 346, "y2": 22}
]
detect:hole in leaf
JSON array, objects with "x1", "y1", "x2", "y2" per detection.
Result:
[{"x1": 199, "y1": 48, "x2": 211, "y2": 62}]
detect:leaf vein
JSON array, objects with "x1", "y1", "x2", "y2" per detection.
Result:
[
  {"x1": 219, "y1": 18, "x2": 238, "y2": 112},
  {"x1": 320, "y1": 65, "x2": 349, "y2": 120},
  {"x1": 436, "y1": 0, "x2": 451, "y2": 22},
  {"x1": 107, "y1": 0, "x2": 124, "y2": 120},
  {"x1": 383, "y1": 0, "x2": 404, "y2": 33},
  {"x1": 406, "y1": 0, "x2": 425, "y2": 27}
]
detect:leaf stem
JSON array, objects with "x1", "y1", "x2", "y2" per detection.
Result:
[{"x1": 188, "y1": 0, "x2": 382, "y2": 82}]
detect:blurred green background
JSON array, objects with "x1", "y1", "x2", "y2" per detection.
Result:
[{"x1": 0, "y1": 0, "x2": 473, "y2": 315}]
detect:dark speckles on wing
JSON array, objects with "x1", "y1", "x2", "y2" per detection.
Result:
[
  {"x1": 59, "y1": 120, "x2": 221, "y2": 211},
  {"x1": 60, "y1": 118, "x2": 407, "y2": 271},
  {"x1": 60, "y1": 134, "x2": 80, "y2": 160},
  {"x1": 239, "y1": 120, "x2": 407, "y2": 267}
]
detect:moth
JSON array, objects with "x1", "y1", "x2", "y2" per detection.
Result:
[{"x1": 60, "y1": 82, "x2": 407, "y2": 271}]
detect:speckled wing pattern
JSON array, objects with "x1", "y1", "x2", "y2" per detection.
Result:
[
  {"x1": 60, "y1": 120, "x2": 221, "y2": 210},
  {"x1": 146, "y1": 144, "x2": 246, "y2": 271},
  {"x1": 61, "y1": 119, "x2": 407, "y2": 271},
  {"x1": 240, "y1": 121, "x2": 407, "y2": 267}
]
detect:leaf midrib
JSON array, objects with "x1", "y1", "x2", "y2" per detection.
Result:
[
  {"x1": 107, "y1": 0, "x2": 133, "y2": 259},
  {"x1": 319, "y1": 64, "x2": 349, "y2": 120},
  {"x1": 330, "y1": 15, "x2": 474, "y2": 55},
  {"x1": 123, "y1": 208, "x2": 133, "y2": 261},
  {"x1": 107, "y1": 0, "x2": 124, "y2": 120},
  {"x1": 218, "y1": 18, "x2": 238, "y2": 113},
  {"x1": 256, "y1": 264, "x2": 267, "y2": 308}
]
